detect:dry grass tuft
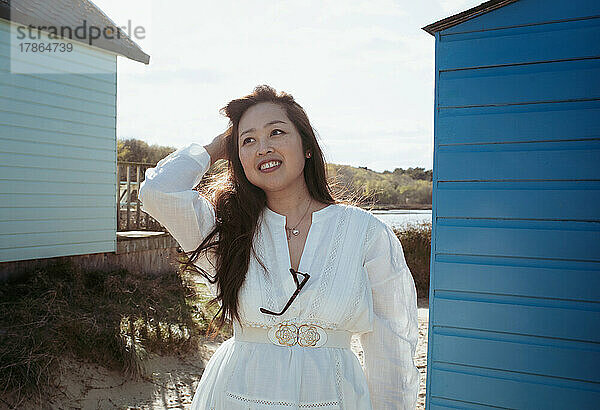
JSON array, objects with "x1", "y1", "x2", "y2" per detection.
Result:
[{"x1": 0, "y1": 258, "x2": 227, "y2": 407}]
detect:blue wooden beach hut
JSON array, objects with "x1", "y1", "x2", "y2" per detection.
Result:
[
  {"x1": 0, "y1": 0, "x2": 149, "y2": 266},
  {"x1": 422, "y1": 0, "x2": 599, "y2": 408}
]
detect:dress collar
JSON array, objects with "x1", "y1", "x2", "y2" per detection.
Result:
[{"x1": 261, "y1": 202, "x2": 342, "y2": 225}]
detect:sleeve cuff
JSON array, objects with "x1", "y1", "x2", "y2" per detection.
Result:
[{"x1": 181, "y1": 143, "x2": 212, "y2": 172}]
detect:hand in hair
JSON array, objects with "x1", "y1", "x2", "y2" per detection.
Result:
[{"x1": 204, "y1": 126, "x2": 231, "y2": 166}]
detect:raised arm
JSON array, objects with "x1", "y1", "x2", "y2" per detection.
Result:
[
  {"x1": 138, "y1": 143, "x2": 217, "y2": 254},
  {"x1": 359, "y1": 218, "x2": 420, "y2": 409},
  {"x1": 138, "y1": 134, "x2": 231, "y2": 300}
]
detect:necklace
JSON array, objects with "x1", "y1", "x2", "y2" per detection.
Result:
[{"x1": 285, "y1": 198, "x2": 312, "y2": 240}]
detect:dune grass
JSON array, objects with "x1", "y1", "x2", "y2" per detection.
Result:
[{"x1": 0, "y1": 258, "x2": 229, "y2": 407}]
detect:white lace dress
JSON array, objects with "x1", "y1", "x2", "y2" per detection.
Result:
[{"x1": 138, "y1": 143, "x2": 420, "y2": 410}]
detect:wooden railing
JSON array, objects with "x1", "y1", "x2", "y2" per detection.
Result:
[{"x1": 117, "y1": 161, "x2": 162, "y2": 232}]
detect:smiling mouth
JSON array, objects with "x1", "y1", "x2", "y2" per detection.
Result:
[{"x1": 259, "y1": 160, "x2": 282, "y2": 171}]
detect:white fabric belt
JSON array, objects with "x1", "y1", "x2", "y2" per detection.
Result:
[{"x1": 233, "y1": 321, "x2": 352, "y2": 349}]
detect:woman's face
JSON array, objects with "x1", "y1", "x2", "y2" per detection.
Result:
[{"x1": 237, "y1": 102, "x2": 307, "y2": 193}]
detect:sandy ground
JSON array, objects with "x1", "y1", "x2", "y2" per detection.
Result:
[
  {"x1": 416, "y1": 297, "x2": 429, "y2": 409},
  {"x1": 5, "y1": 298, "x2": 429, "y2": 409}
]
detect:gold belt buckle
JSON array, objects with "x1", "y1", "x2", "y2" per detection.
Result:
[{"x1": 267, "y1": 322, "x2": 328, "y2": 347}]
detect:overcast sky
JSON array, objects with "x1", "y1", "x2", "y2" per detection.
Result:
[{"x1": 91, "y1": 0, "x2": 483, "y2": 172}]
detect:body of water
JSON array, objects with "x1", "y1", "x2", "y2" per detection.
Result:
[{"x1": 371, "y1": 209, "x2": 432, "y2": 229}]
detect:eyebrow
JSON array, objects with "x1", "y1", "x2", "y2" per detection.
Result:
[{"x1": 239, "y1": 120, "x2": 287, "y2": 138}]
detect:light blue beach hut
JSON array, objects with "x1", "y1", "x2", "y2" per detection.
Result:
[
  {"x1": 0, "y1": 0, "x2": 149, "y2": 269},
  {"x1": 422, "y1": 0, "x2": 599, "y2": 408}
]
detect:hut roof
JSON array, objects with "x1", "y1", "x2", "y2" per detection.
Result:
[
  {"x1": 0, "y1": 0, "x2": 149, "y2": 64},
  {"x1": 422, "y1": 0, "x2": 518, "y2": 35}
]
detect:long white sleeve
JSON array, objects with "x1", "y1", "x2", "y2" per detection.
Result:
[
  {"x1": 138, "y1": 143, "x2": 218, "y2": 297},
  {"x1": 359, "y1": 218, "x2": 420, "y2": 410}
]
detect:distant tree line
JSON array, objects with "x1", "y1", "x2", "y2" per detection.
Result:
[
  {"x1": 118, "y1": 138, "x2": 432, "y2": 208},
  {"x1": 117, "y1": 138, "x2": 176, "y2": 165},
  {"x1": 328, "y1": 164, "x2": 432, "y2": 208}
]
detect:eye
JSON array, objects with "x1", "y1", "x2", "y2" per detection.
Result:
[
  {"x1": 242, "y1": 137, "x2": 255, "y2": 145},
  {"x1": 271, "y1": 129, "x2": 284, "y2": 136}
]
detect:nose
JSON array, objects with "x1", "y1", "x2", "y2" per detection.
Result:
[{"x1": 256, "y1": 140, "x2": 273, "y2": 156}]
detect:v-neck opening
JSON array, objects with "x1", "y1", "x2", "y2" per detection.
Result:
[
  {"x1": 261, "y1": 203, "x2": 339, "y2": 272},
  {"x1": 284, "y1": 214, "x2": 313, "y2": 274},
  {"x1": 259, "y1": 203, "x2": 344, "y2": 309}
]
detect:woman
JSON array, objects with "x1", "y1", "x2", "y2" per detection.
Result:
[{"x1": 138, "y1": 85, "x2": 419, "y2": 409}]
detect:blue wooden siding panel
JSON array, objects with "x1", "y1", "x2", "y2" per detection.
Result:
[
  {"x1": 1, "y1": 137, "x2": 115, "y2": 164},
  {"x1": 0, "y1": 112, "x2": 115, "y2": 138},
  {"x1": 434, "y1": 257, "x2": 599, "y2": 303},
  {"x1": 0, "y1": 71, "x2": 116, "y2": 106},
  {"x1": 436, "y1": 218, "x2": 600, "y2": 261},
  {"x1": 0, "y1": 241, "x2": 116, "y2": 262},
  {"x1": 3, "y1": 192, "x2": 114, "y2": 209},
  {"x1": 442, "y1": 0, "x2": 600, "y2": 35},
  {"x1": 0, "y1": 62, "x2": 115, "y2": 91},
  {"x1": 428, "y1": 398, "x2": 502, "y2": 409},
  {"x1": 429, "y1": 366, "x2": 600, "y2": 409},
  {"x1": 0, "y1": 125, "x2": 114, "y2": 151},
  {"x1": 1, "y1": 179, "x2": 114, "y2": 196},
  {"x1": 439, "y1": 58, "x2": 600, "y2": 107},
  {"x1": 0, "y1": 83, "x2": 114, "y2": 117},
  {"x1": 0, "y1": 98, "x2": 114, "y2": 128},
  {"x1": 433, "y1": 333, "x2": 600, "y2": 382},
  {"x1": 438, "y1": 17, "x2": 600, "y2": 70},
  {"x1": 0, "y1": 225, "x2": 115, "y2": 247},
  {"x1": 437, "y1": 140, "x2": 600, "y2": 180},
  {"x1": 433, "y1": 293, "x2": 599, "y2": 343},
  {"x1": 0, "y1": 165, "x2": 114, "y2": 184},
  {"x1": 437, "y1": 100, "x2": 600, "y2": 144},
  {"x1": 0, "y1": 18, "x2": 117, "y2": 263},
  {"x1": 2, "y1": 205, "x2": 113, "y2": 221},
  {"x1": 427, "y1": 1, "x2": 600, "y2": 408},
  {"x1": 0, "y1": 152, "x2": 114, "y2": 173},
  {"x1": 436, "y1": 181, "x2": 600, "y2": 220}
]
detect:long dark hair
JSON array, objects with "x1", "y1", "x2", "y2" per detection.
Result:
[{"x1": 179, "y1": 85, "x2": 346, "y2": 337}]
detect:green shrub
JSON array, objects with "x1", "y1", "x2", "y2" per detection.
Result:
[{"x1": 395, "y1": 221, "x2": 431, "y2": 298}]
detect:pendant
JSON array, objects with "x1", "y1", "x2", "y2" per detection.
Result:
[{"x1": 292, "y1": 228, "x2": 300, "y2": 236}]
